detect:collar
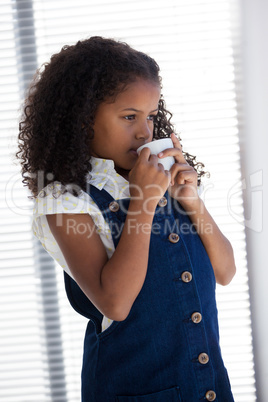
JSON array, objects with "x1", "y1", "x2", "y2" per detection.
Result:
[{"x1": 87, "y1": 157, "x2": 129, "y2": 194}]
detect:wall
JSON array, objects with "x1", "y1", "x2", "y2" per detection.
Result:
[{"x1": 239, "y1": 0, "x2": 268, "y2": 400}]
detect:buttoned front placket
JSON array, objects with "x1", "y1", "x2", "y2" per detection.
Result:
[
  {"x1": 69, "y1": 186, "x2": 234, "y2": 401},
  {"x1": 153, "y1": 196, "x2": 218, "y2": 400}
]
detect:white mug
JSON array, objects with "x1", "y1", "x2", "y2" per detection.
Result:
[{"x1": 137, "y1": 138, "x2": 175, "y2": 171}]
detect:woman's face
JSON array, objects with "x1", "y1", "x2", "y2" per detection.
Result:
[{"x1": 90, "y1": 78, "x2": 161, "y2": 179}]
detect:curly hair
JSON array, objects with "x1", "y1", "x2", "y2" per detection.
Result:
[{"x1": 17, "y1": 36, "x2": 206, "y2": 197}]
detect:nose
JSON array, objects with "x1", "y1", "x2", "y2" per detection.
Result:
[{"x1": 135, "y1": 120, "x2": 152, "y2": 141}]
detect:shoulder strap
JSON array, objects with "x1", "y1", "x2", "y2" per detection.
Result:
[
  {"x1": 63, "y1": 184, "x2": 130, "y2": 330},
  {"x1": 64, "y1": 271, "x2": 103, "y2": 333},
  {"x1": 63, "y1": 184, "x2": 113, "y2": 333}
]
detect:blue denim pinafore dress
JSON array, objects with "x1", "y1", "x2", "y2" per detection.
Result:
[{"x1": 64, "y1": 185, "x2": 234, "y2": 402}]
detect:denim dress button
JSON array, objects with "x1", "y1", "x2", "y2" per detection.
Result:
[
  {"x1": 52, "y1": 189, "x2": 62, "y2": 199},
  {"x1": 181, "y1": 271, "x2": 192, "y2": 283},
  {"x1": 168, "y1": 233, "x2": 180, "y2": 243},
  {"x1": 205, "y1": 390, "x2": 216, "y2": 401},
  {"x1": 109, "y1": 201, "x2": 120, "y2": 212},
  {"x1": 191, "y1": 312, "x2": 202, "y2": 324},
  {"x1": 198, "y1": 352, "x2": 209, "y2": 364},
  {"x1": 158, "y1": 196, "x2": 168, "y2": 207},
  {"x1": 39, "y1": 189, "x2": 46, "y2": 198}
]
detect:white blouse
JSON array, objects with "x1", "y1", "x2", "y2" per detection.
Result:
[
  {"x1": 33, "y1": 156, "x2": 203, "y2": 331},
  {"x1": 32, "y1": 157, "x2": 130, "y2": 330}
]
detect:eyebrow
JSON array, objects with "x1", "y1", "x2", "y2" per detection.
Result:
[{"x1": 121, "y1": 108, "x2": 158, "y2": 113}]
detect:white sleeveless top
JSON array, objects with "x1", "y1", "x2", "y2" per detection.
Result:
[{"x1": 32, "y1": 157, "x2": 130, "y2": 330}]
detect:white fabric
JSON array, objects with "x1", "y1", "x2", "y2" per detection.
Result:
[
  {"x1": 32, "y1": 156, "x2": 130, "y2": 331},
  {"x1": 32, "y1": 157, "x2": 130, "y2": 276}
]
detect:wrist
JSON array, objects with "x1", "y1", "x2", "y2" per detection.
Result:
[
  {"x1": 180, "y1": 196, "x2": 204, "y2": 215},
  {"x1": 128, "y1": 198, "x2": 157, "y2": 218}
]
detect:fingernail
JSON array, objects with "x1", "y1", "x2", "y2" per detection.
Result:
[{"x1": 158, "y1": 152, "x2": 163, "y2": 157}]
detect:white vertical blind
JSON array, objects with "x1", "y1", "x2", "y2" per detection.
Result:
[
  {"x1": 1, "y1": 0, "x2": 256, "y2": 401},
  {"x1": 0, "y1": 2, "x2": 49, "y2": 401}
]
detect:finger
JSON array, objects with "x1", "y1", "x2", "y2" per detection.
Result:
[
  {"x1": 138, "y1": 147, "x2": 151, "y2": 161},
  {"x1": 157, "y1": 163, "x2": 171, "y2": 181},
  {"x1": 157, "y1": 161, "x2": 165, "y2": 171},
  {"x1": 158, "y1": 147, "x2": 186, "y2": 164},
  {"x1": 170, "y1": 132, "x2": 183, "y2": 151},
  {"x1": 158, "y1": 134, "x2": 186, "y2": 164},
  {"x1": 169, "y1": 164, "x2": 197, "y2": 185},
  {"x1": 170, "y1": 163, "x2": 191, "y2": 174},
  {"x1": 164, "y1": 169, "x2": 172, "y2": 185},
  {"x1": 170, "y1": 132, "x2": 185, "y2": 164},
  {"x1": 174, "y1": 170, "x2": 198, "y2": 186},
  {"x1": 148, "y1": 153, "x2": 159, "y2": 165}
]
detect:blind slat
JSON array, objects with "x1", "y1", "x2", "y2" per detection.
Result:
[{"x1": 0, "y1": 0, "x2": 256, "y2": 401}]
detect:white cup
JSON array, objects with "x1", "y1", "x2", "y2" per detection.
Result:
[{"x1": 137, "y1": 138, "x2": 175, "y2": 171}]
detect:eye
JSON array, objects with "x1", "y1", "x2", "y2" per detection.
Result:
[
  {"x1": 147, "y1": 114, "x2": 157, "y2": 121},
  {"x1": 124, "y1": 115, "x2": 136, "y2": 121}
]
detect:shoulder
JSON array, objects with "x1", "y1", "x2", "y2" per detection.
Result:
[
  {"x1": 33, "y1": 182, "x2": 98, "y2": 217},
  {"x1": 33, "y1": 181, "x2": 111, "y2": 237}
]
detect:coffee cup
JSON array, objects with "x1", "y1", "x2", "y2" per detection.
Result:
[{"x1": 137, "y1": 138, "x2": 175, "y2": 171}]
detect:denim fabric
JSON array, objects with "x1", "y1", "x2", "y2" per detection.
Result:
[{"x1": 66, "y1": 186, "x2": 234, "y2": 402}]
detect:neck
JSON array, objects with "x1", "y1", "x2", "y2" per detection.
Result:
[{"x1": 115, "y1": 166, "x2": 130, "y2": 181}]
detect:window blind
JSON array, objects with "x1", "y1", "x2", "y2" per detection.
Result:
[
  {"x1": 1, "y1": 0, "x2": 256, "y2": 401},
  {"x1": 0, "y1": 2, "x2": 48, "y2": 401}
]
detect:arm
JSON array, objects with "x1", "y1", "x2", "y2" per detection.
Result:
[
  {"x1": 160, "y1": 133, "x2": 236, "y2": 285},
  {"x1": 179, "y1": 198, "x2": 236, "y2": 285},
  {"x1": 47, "y1": 148, "x2": 170, "y2": 321}
]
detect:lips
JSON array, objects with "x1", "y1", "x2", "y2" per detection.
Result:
[
  {"x1": 130, "y1": 143, "x2": 146, "y2": 155},
  {"x1": 129, "y1": 149, "x2": 138, "y2": 156}
]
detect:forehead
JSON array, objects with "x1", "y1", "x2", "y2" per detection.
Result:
[{"x1": 110, "y1": 79, "x2": 161, "y2": 108}]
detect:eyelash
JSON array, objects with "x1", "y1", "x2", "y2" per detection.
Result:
[{"x1": 124, "y1": 114, "x2": 157, "y2": 121}]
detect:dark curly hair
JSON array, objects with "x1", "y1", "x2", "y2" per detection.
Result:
[{"x1": 17, "y1": 36, "x2": 206, "y2": 197}]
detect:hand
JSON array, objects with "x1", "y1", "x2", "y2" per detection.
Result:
[
  {"x1": 129, "y1": 147, "x2": 171, "y2": 213},
  {"x1": 158, "y1": 133, "x2": 199, "y2": 210}
]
